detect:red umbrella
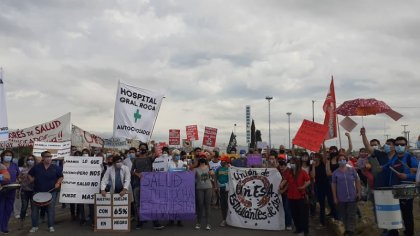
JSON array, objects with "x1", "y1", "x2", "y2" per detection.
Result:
[{"x1": 336, "y1": 98, "x2": 391, "y2": 116}]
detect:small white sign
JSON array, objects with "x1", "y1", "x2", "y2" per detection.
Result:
[
  {"x1": 113, "y1": 219, "x2": 129, "y2": 231},
  {"x1": 96, "y1": 218, "x2": 112, "y2": 230},
  {"x1": 112, "y1": 194, "x2": 129, "y2": 205},
  {"x1": 97, "y1": 206, "x2": 112, "y2": 218},
  {"x1": 113, "y1": 206, "x2": 129, "y2": 218},
  {"x1": 96, "y1": 194, "x2": 111, "y2": 205}
]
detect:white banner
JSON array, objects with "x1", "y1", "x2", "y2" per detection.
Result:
[
  {"x1": 103, "y1": 137, "x2": 129, "y2": 150},
  {"x1": 71, "y1": 125, "x2": 104, "y2": 148},
  {"x1": 0, "y1": 113, "x2": 71, "y2": 148},
  {"x1": 59, "y1": 156, "x2": 102, "y2": 204},
  {"x1": 33, "y1": 141, "x2": 71, "y2": 160},
  {"x1": 0, "y1": 71, "x2": 8, "y2": 142},
  {"x1": 226, "y1": 167, "x2": 284, "y2": 231},
  {"x1": 113, "y1": 81, "x2": 164, "y2": 143}
]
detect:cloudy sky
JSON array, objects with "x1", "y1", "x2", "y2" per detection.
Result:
[{"x1": 1, "y1": 0, "x2": 420, "y2": 150}]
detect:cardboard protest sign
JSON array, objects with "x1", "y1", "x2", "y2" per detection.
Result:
[
  {"x1": 186, "y1": 125, "x2": 199, "y2": 141},
  {"x1": 103, "y1": 137, "x2": 129, "y2": 150},
  {"x1": 0, "y1": 72, "x2": 8, "y2": 142},
  {"x1": 182, "y1": 139, "x2": 192, "y2": 152},
  {"x1": 169, "y1": 129, "x2": 180, "y2": 145},
  {"x1": 227, "y1": 167, "x2": 284, "y2": 231},
  {"x1": 257, "y1": 141, "x2": 268, "y2": 149},
  {"x1": 33, "y1": 141, "x2": 71, "y2": 160},
  {"x1": 385, "y1": 109, "x2": 403, "y2": 121},
  {"x1": 0, "y1": 113, "x2": 71, "y2": 148},
  {"x1": 202, "y1": 126, "x2": 217, "y2": 147},
  {"x1": 247, "y1": 154, "x2": 263, "y2": 167},
  {"x1": 71, "y1": 125, "x2": 104, "y2": 148},
  {"x1": 113, "y1": 81, "x2": 164, "y2": 142},
  {"x1": 293, "y1": 119, "x2": 329, "y2": 152},
  {"x1": 140, "y1": 171, "x2": 195, "y2": 221},
  {"x1": 339, "y1": 116, "x2": 358, "y2": 132},
  {"x1": 60, "y1": 156, "x2": 102, "y2": 204}
]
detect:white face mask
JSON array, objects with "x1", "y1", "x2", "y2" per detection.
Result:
[
  {"x1": 115, "y1": 163, "x2": 123, "y2": 169},
  {"x1": 82, "y1": 154, "x2": 89, "y2": 157},
  {"x1": 372, "y1": 145, "x2": 380, "y2": 150}
]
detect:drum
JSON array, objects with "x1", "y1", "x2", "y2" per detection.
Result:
[
  {"x1": 374, "y1": 189, "x2": 403, "y2": 230},
  {"x1": 33, "y1": 192, "x2": 52, "y2": 207},
  {"x1": 392, "y1": 184, "x2": 416, "y2": 199},
  {"x1": 0, "y1": 183, "x2": 21, "y2": 193}
]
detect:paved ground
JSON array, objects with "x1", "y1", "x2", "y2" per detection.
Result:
[{"x1": 6, "y1": 204, "x2": 334, "y2": 236}]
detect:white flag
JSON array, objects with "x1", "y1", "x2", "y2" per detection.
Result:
[
  {"x1": 113, "y1": 81, "x2": 164, "y2": 142},
  {"x1": 0, "y1": 70, "x2": 9, "y2": 142}
]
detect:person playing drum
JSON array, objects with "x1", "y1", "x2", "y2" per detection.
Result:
[
  {"x1": 0, "y1": 150, "x2": 20, "y2": 234},
  {"x1": 28, "y1": 151, "x2": 63, "y2": 233}
]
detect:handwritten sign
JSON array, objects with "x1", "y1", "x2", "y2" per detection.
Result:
[
  {"x1": 33, "y1": 141, "x2": 71, "y2": 160},
  {"x1": 71, "y1": 125, "x2": 104, "y2": 148},
  {"x1": 59, "y1": 156, "x2": 102, "y2": 204},
  {"x1": 202, "y1": 126, "x2": 217, "y2": 147},
  {"x1": 226, "y1": 167, "x2": 284, "y2": 231},
  {"x1": 95, "y1": 193, "x2": 131, "y2": 232},
  {"x1": 247, "y1": 154, "x2": 263, "y2": 167},
  {"x1": 293, "y1": 119, "x2": 328, "y2": 152},
  {"x1": 169, "y1": 129, "x2": 180, "y2": 145},
  {"x1": 140, "y1": 171, "x2": 196, "y2": 221},
  {"x1": 0, "y1": 113, "x2": 71, "y2": 148}
]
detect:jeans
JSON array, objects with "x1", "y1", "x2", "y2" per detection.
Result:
[
  {"x1": 20, "y1": 190, "x2": 33, "y2": 220},
  {"x1": 31, "y1": 191, "x2": 57, "y2": 228},
  {"x1": 219, "y1": 187, "x2": 228, "y2": 220},
  {"x1": 0, "y1": 190, "x2": 16, "y2": 232},
  {"x1": 281, "y1": 194, "x2": 292, "y2": 227},
  {"x1": 388, "y1": 199, "x2": 414, "y2": 236},
  {"x1": 289, "y1": 198, "x2": 309, "y2": 234},
  {"x1": 338, "y1": 201, "x2": 357, "y2": 234},
  {"x1": 316, "y1": 186, "x2": 338, "y2": 225},
  {"x1": 196, "y1": 188, "x2": 212, "y2": 225}
]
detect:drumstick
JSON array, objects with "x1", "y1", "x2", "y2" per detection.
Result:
[
  {"x1": 389, "y1": 166, "x2": 400, "y2": 175},
  {"x1": 47, "y1": 187, "x2": 56, "y2": 193}
]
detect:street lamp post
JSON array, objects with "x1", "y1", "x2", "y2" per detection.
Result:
[
  {"x1": 266, "y1": 96, "x2": 273, "y2": 149},
  {"x1": 286, "y1": 112, "x2": 292, "y2": 149},
  {"x1": 312, "y1": 100, "x2": 315, "y2": 122}
]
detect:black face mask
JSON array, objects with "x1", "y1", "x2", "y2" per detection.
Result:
[
  {"x1": 279, "y1": 150, "x2": 285, "y2": 154},
  {"x1": 330, "y1": 152, "x2": 338, "y2": 158},
  {"x1": 139, "y1": 149, "x2": 147, "y2": 154},
  {"x1": 107, "y1": 162, "x2": 113, "y2": 166},
  {"x1": 198, "y1": 158, "x2": 206, "y2": 164}
]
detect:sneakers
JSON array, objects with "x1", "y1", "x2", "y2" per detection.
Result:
[
  {"x1": 29, "y1": 227, "x2": 38, "y2": 233},
  {"x1": 285, "y1": 226, "x2": 292, "y2": 231},
  {"x1": 219, "y1": 220, "x2": 226, "y2": 227},
  {"x1": 1, "y1": 231, "x2": 9, "y2": 235},
  {"x1": 153, "y1": 224, "x2": 164, "y2": 230},
  {"x1": 205, "y1": 224, "x2": 211, "y2": 230},
  {"x1": 195, "y1": 224, "x2": 201, "y2": 230},
  {"x1": 49, "y1": 227, "x2": 55, "y2": 232},
  {"x1": 135, "y1": 223, "x2": 143, "y2": 230}
]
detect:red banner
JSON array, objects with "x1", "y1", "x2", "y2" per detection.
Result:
[
  {"x1": 202, "y1": 126, "x2": 217, "y2": 147},
  {"x1": 293, "y1": 120, "x2": 328, "y2": 152},
  {"x1": 186, "y1": 125, "x2": 199, "y2": 141},
  {"x1": 169, "y1": 129, "x2": 180, "y2": 145},
  {"x1": 323, "y1": 77, "x2": 337, "y2": 140}
]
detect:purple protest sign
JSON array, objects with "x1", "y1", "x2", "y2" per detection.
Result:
[
  {"x1": 140, "y1": 171, "x2": 196, "y2": 221},
  {"x1": 247, "y1": 154, "x2": 263, "y2": 167}
]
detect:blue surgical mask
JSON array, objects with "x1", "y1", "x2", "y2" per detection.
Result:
[
  {"x1": 338, "y1": 160, "x2": 347, "y2": 166},
  {"x1": 395, "y1": 145, "x2": 406, "y2": 154},
  {"x1": 27, "y1": 160, "x2": 35, "y2": 166},
  {"x1": 128, "y1": 153, "x2": 135, "y2": 159},
  {"x1": 12, "y1": 158, "x2": 18, "y2": 165},
  {"x1": 175, "y1": 155, "x2": 180, "y2": 161},
  {"x1": 3, "y1": 156, "x2": 12, "y2": 163},
  {"x1": 383, "y1": 144, "x2": 391, "y2": 154}
]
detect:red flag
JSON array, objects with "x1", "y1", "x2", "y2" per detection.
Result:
[{"x1": 323, "y1": 77, "x2": 337, "y2": 140}]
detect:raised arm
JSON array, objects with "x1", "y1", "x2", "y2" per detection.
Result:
[
  {"x1": 360, "y1": 127, "x2": 373, "y2": 154},
  {"x1": 345, "y1": 132, "x2": 353, "y2": 154}
]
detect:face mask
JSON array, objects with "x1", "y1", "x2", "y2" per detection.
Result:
[
  {"x1": 198, "y1": 158, "x2": 206, "y2": 164},
  {"x1": 163, "y1": 153, "x2": 168, "y2": 157},
  {"x1": 12, "y1": 158, "x2": 18, "y2": 165},
  {"x1": 383, "y1": 144, "x2": 391, "y2": 154},
  {"x1": 330, "y1": 152, "x2": 338, "y2": 158},
  {"x1": 107, "y1": 162, "x2": 113, "y2": 166},
  {"x1": 417, "y1": 141, "x2": 420, "y2": 149},
  {"x1": 106, "y1": 153, "x2": 112, "y2": 157},
  {"x1": 115, "y1": 163, "x2": 123, "y2": 169},
  {"x1": 140, "y1": 149, "x2": 147, "y2": 155},
  {"x1": 3, "y1": 156, "x2": 12, "y2": 162},
  {"x1": 27, "y1": 160, "x2": 35, "y2": 166},
  {"x1": 174, "y1": 155, "x2": 180, "y2": 161},
  {"x1": 372, "y1": 145, "x2": 380, "y2": 150},
  {"x1": 82, "y1": 154, "x2": 89, "y2": 157},
  {"x1": 395, "y1": 145, "x2": 405, "y2": 154},
  {"x1": 290, "y1": 164, "x2": 296, "y2": 170},
  {"x1": 279, "y1": 150, "x2": 285, "y2": 154},
  {"x1": 128, "y1": 153, "x2": 135, "y2": 159},
  {"x1": 338, "y1": 160, "x2": 347, "y2": 166}
]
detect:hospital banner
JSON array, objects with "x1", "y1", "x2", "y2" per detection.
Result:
[
  {"x1": 113, "y1": 81, "x2": 164, "y2": 143},
  {"x1": 227, "y1": 167, "x2": 284, "y2": 231}
]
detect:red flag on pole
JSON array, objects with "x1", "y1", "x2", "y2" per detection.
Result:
[{"x1": 323, "y1": 77, "x2": 337, "y2": 140}]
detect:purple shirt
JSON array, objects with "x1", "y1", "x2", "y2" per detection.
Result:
[
  {"x1": 332, "y1": 167, "x2": 359, "y2": 202},
  {"x1": 6, "y1": 163, "x2": 20, "y2": 183}
]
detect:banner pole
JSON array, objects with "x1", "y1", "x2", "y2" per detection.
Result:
[
  {"x1": 149, "y1": 96, "x2": 165, "y2": 141},
  {"x1": 337, "y1": 115, "x2": 342, "y2": 149}
]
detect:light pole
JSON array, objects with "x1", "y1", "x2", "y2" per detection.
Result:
[
  {"x1": 266, "y1": 96, "x2": 273, "y2": 149},
  {"x1": 234, "y1": 124, "x2": 237, "y2": 134},
  {"x1": 312, "y1": 100, "x2": 315, "y2": 122},
  {"x1": 286, "y1": 112, "x2": 292, "y2": 149}
]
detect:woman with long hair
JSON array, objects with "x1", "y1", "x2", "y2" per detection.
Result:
[
  {"x1": 18, "y1": 155, "x2": 36, "y2": 229},
  {"x1": 194, "y1": 154, "x2": 215, "y2": 230},
  {"x1": 282, "y1": 157, "x2": 310, "y2": 236}
]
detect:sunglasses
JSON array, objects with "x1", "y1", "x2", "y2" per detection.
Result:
[{"x1": 395, "y1": 143, "x2": 406, "y2": 146}]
